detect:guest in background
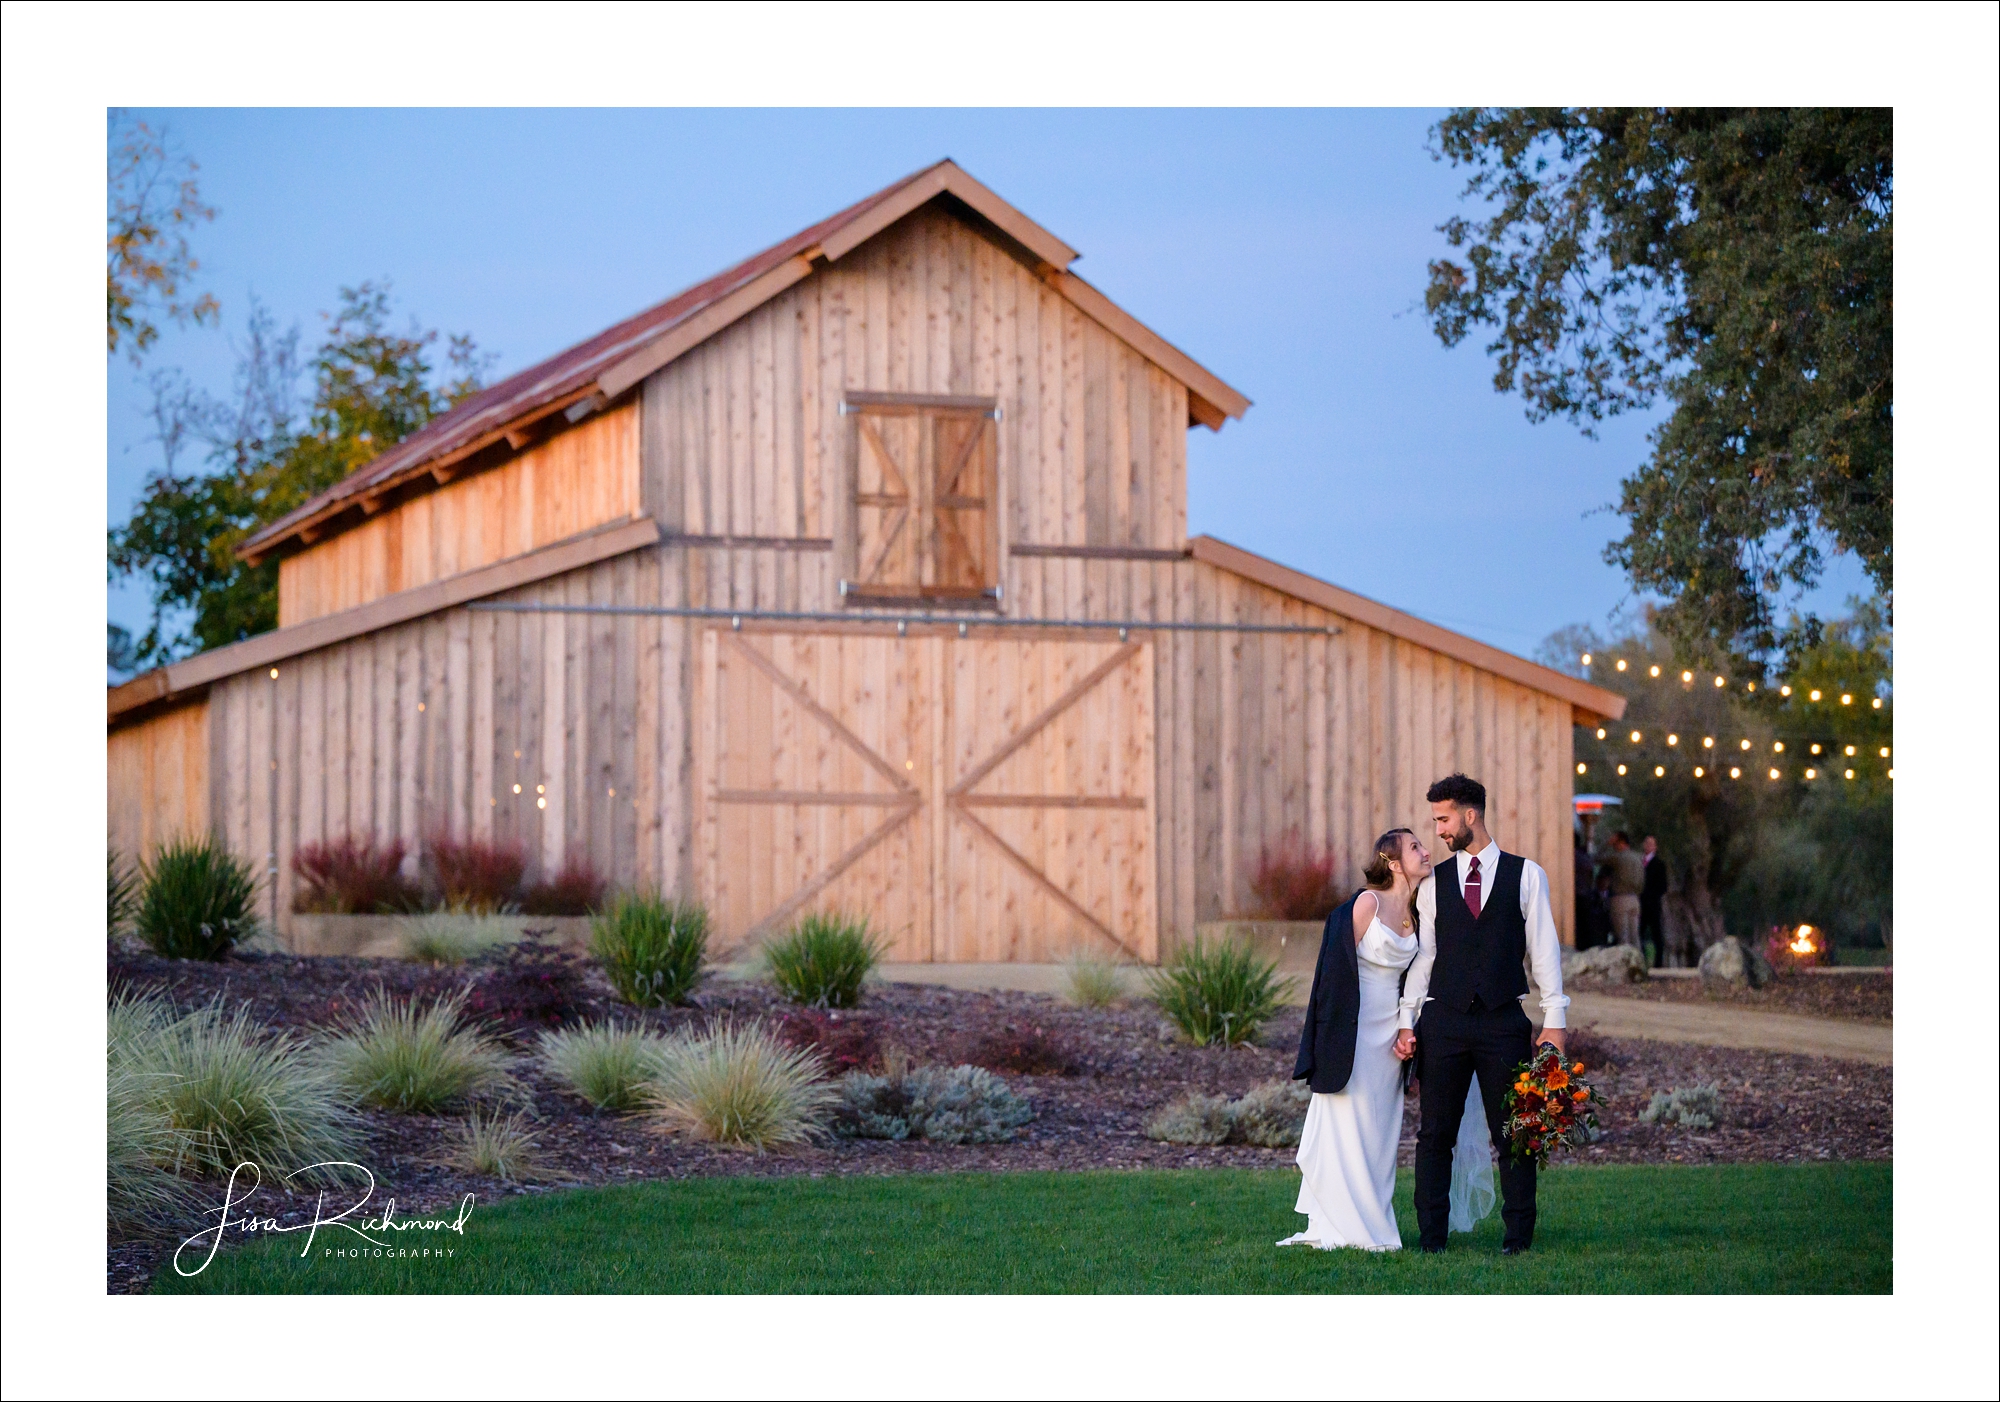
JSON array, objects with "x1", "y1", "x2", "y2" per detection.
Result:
[
  {"x1": 1572, "y1": 832, "x2": 1598, "y2": 950},
  {"x1": 1602, "y1": 831, "x2": 1646, "y2": 951},
  {"x1": 1640, "y1": 835, "x2": 1668, "y2": 967}
]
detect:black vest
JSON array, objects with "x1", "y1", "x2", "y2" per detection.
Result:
[{"x1": 1430, "y1": 850, "x2": 1529, "y2": 1012}]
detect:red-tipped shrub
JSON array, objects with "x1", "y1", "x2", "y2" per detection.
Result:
[
  {"x1": 965, "y1": 1023, "x2": 1080, "y2": 1076},
  {"x1": 425, "y1": 833, "x2": 526, "y2": 914},
  {"x1": 1247, "y1": 834, "x2": 1342, "y2": 921},
  {"x1": 292, "y1": 835, "x2": 423, "y2": 914},
  {"x1": 772, "y1": 1008, "x2": 881, "y2": 1076},
  {"x1": 521, "y1": 857, "x2": 609, "y2": 917}
]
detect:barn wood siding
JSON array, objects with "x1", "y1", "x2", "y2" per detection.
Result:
[
  {"x1": 277, "y1": 404, "x2": 641, "y2": 627},
  {"x1": 107, "y1": 700, "x2": 212, "y2": 862}
]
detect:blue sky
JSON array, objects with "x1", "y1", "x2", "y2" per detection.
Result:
[{"x1": 106, "y1": 107, "x2": 1869, "y2": 661}]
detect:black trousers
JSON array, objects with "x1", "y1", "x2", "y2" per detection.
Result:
[
  {"x1": 1640, "y1": 902, "x2": 1664, "y2": 964},
  {"x1": 1415, "y1": 1002, "x2": 1537, "y2": 1251}
]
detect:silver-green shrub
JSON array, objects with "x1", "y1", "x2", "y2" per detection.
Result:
[
  {"x1": 833, "y1": 1064, "x2": 1035, "y2": 1144},
  {"x1": 1639, "y1": 1084, "x2": 1724, "y2": 1130},
  {"x1": 538, "y1": 1023, "x2": 676, "y2": 1112},
  {"x1": 1143, "y1": 1091, "x2": 1234, "y2": 1145},
  {"x1": 1231, "y1": 1078, "x2": 1312, "y2": 1148},
  {"x1": 324, "y1": 989, "x2": 513, "y2": 1113},
  {"x1": 647, "y1": 1020, "x2": 838, "y2": 1150}
]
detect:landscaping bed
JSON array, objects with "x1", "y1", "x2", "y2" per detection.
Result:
[
  {"x1": 1578, "y1": 968, "x2": 1892, "y2": 1024},
  {"x1": 106, "y1": 942, "x2": 1891, "y2": 1293}
]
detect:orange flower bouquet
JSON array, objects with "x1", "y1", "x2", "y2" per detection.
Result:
[{"x1": 1500, "y1": 1042, "x2": 1600, "y2": 1168}]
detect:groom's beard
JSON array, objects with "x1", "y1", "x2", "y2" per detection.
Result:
[{"x1": 1446, "y1": 827, "x2": 1474, "y2": 853}]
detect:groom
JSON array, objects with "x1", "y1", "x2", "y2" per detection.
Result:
[{"x1": 1392, "y1": 773, "x2": 1570, "y2": 1255}]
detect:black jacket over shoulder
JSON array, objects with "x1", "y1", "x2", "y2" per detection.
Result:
[{"x1": 1292, "y1": 893, "x2": 1363, "y2": 1094}]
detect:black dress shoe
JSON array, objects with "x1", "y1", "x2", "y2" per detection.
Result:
[
  {"x1": 1419, "y1": 1245, "x2": 1447, "y2": 1255},
  {"x1": 1500, "y1": 1244, "x2": 1529, "y2": 1257}
]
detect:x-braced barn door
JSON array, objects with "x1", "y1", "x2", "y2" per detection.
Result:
[{"x1": 697, "y1": 631, "x2": 1155, "y2": 963}]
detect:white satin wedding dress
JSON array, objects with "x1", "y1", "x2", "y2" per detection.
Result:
[{"x1": 1277, "y1": 913, "x2": 1495, "y2": 1251}]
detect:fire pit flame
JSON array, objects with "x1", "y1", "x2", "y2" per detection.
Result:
[{"x1": 1788, "y1": 923, "x2": 1819, "y2": 957}]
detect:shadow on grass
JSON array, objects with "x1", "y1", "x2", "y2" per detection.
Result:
[{"x1": 156, "y1": 1160, "x2": 1889, "y2": 1295}]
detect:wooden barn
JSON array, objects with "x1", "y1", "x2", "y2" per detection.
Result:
[{"x1": 107, "y1": 160, "x2": 1626, "y2": 960}]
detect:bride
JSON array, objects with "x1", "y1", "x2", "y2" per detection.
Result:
[{"x1": 1280, "y1": 828, "x2": 1493, "y2": 1251}]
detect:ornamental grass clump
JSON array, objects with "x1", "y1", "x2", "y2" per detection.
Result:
[
  {"x1": 135, "y1": 835, "x2": 262, "y2": 960},
  {"x1": 292, "y1": 835, "x2": 423, "y2": 914},
  {"x1": 833, "y1": 1063, "x2": 1035, "y2": 1144},
  {"x1": 115, "y1": 994, "x2": 359, "y2": 1177},
  {"x1": 646, "y1": 1020, "x2": 838, "y2": 1150},
  {"x1": 402, "y1": 914, "x2": 517, "y2": 966},
  {"x1": 1062, "y1": 952, "x2": 1129, "y2": 1009},
  {"x1": 449, "y1": 1107, "x2": 544, "y2": 1181},
  {"x1": 763, "y1": 912, "x2": 883, "y2": 1009},
  {"x1": 107, "y1": 992, "x2": 200, "y2": 1231},
  {"x1": 591, "y1": 893, "x2": 708, "y2": 1007},
  {"x1": 539, "y1": 1023, "x2": 676, "y2": 1112},
  {"x1": 326, "y1": 989, "x2": 514, "y2": 1113},
  {"x1": 1145, "y1": 936, "x2": 1295, "y2": 1047}
]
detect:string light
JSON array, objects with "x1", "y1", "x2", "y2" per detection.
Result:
[
  {"x1": 1617, "y1": 764, "x2": 1628, "y2": 775},
  {"x1": 1879, "y1": 746, "x2": 1890, "y2": 758},
  {"x1": 1713, "y1": 676, "x2": 1725, "y2": 688},
  {"x1": 1840, "y1": 694, "x2": 1852, "y2": 705},
  {"x1": 536, "y1": 784, "x2": 545, "y2": 794},
  {"x1": 1844, "y1": 769, "x2": 1855, "y2": 780},
  {"x1": 1809, "y1": 689, "x2": 1822, "y2": 701},
  {"x1": 1729, "y1": 767, "x2": 1741, "y2": 779},
  {"x1": 1616, "y1": 659, "x2": 1628, "y2": 672},
  {"x1": 1780, "y1": 685, "x2": 1792, "y2": 696},
  {"x1": 1681, "y1": 670, "x2": 1693, "y2": 682},
  {"x1": 1768, "y1": 768, "x2": 1781, "y2": 780},
  {"x1": 1649, "y1": 665, "x2": 1661, "y2": 677},
  {"x1": 1746, "y1": 682, "x2": 1756, "y2": 691},
  {"x1": 1888, "y1": 769, "x2": 1894, "y2": 779},
  {"x1": 269, "y1": 667, "x2": 280, "y2": 679},
  {"x1": 1596, "y1": 728, "x2": 1607, "y2": 740},
  {"x1": 537, "y1": 797, "x2": 547, "y2": 809},
  {"x1": 1805, "y1": 768, "x2": 1817, "y2": 779},
  {"x1": 1810, "y1": 744, "x2": 1822, "y2": 755},
  {"x1": 1871, "y1": 697, "x2": 1882, "y2": 709},
  {"x1": 1740, "y1": 739, "x2": 1752, "y2": 750},
  {"x1": 512, "y1": 783, "x2": 521, "y2": 794},
  {"x1": 1844, "y1": 745, "x2": 1855, "y2": 756},
  {"x1": 1576, "y1": 763, "x2": 1587, "y2": 775},
  {"x1": 1667, "y1": 733, "x2": 1680, "y2": 745},
  {"x1": 1693, "y1": 766, "x2": 1705, "y2": 778},
  {"x1": 1773, "y1": 741, "x2": 1785, "y2": 753},
  {"x1": 1580, "y1": 652, "x2": 1593, "y2": 665},
  {"x1": 1703, "y1": 737, "x2": 1714, "y2": 748},
  {"x1": 1629, "y1": 730, "x2": 1643, "y2": 742},
  {"x1": 417, "y1": 702, "x2": 425, "y2": 712},
  {"x1": 1653, "y1": 765, "x2": 1665, "y2": 777}
]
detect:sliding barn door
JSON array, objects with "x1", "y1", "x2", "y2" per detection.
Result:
[{"x1": 697, "y1": 630, "x2": 1155, "y2": 962}]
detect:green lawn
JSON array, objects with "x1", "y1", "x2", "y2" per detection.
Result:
[{"x1": 157, "y1": 1160, "x2": 1889, "y2": 1294}]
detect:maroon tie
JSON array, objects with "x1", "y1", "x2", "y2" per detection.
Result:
[{"x1": 1465, "y1": 854, "x2": 1483, "y2": 919}]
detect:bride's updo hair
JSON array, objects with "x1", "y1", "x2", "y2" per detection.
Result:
[{"x1": 1360, "y1": 828, "x2": 1416, "y2": 891}]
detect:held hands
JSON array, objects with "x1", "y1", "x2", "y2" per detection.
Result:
[
  {"x1": 1537, "y1": 1026, "x2": 1568, "y2": 1055},
  {"x1": 1392, "y1": 1029, "x2": 1416, "y2": 1061}
]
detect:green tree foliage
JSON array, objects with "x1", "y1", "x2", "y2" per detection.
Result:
[
  {"x1": 1544, "y1": 602, "x2": 1891, "y2": 958},
  {"x1": 1427, "y1": 109, "x2": 1892, "y2": 671},
  {"x1": 108, "y1": 285, "x2": 489, "y2": 665},
  {"x1": 107, "y1": 110, "x2": 219, "y2": 362}
]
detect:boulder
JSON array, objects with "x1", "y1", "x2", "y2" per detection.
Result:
[
  {"x1": 1698, "y1": 936, "x2": 1749, "y2": 987},
  {"x1": 1563, "y1": 944, "x2": 1650, "y2": 984}
]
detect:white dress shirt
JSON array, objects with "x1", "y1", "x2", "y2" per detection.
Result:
[{"x1": 1397, "y1": 841, "x2": 1570, "y2": 1030}]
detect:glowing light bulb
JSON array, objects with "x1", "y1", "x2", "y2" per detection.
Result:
[
  {"x1": 1840, "y1": 694, "x2": 1852, "y2": 705},
  {"x1": 1879, "y1": 746, "x2": 1890, "y2": 758},
  {"x1": 1629, "y1": 730, "x2": 1642, "y2": 743},
  {"x1": 1844, "y1": 745, "x2": 1856, "y2": 756},
  {"x1": 1681, "y1": 670, "x2": 1693, "y2": 683},
  {"x1": 1810, "y1": 744, "x2": 1822, "y2": 755},
  {"x1": 1888, "y1": 768, "x2": 1894, "y2": 779},
  {"x1": 536, "y1": 784, "x2": 545, "y2": 794},
  {"x1": 1653, "y1": 765, "x2": 1665, "y2": 777},
  {"x1": 1596, "y1": 728, "x2": 1606, "y2": 740},
  {"x1": 1576, "y1": 763, "x2": 1587, "y2": 775},
  {"x1": 1667, "y1": 734, "x2": 1679, "y2": 746},
  {"x1": 1694, "y1": 766, "x2": 1705, "y2": 778},
  {"x1": 1844, "y1": 769, "x2": 1854, "y2": 780},
  {"x1": 1713, "y1": 676, "x2": 1725, "y2": 688},
  {"x1": 1703, "y1": 737, "x2": 1714, "y2": 749},
  {"x1": 1768, "y1": 768, "x2": 1781, "y2": 780},
  {"x1": 1616, "y1": 659, "x2": 1628, "y2": 672},
  {"x1": 269, "y1": 667, "x2": 280, "y2": 679},
  {"x1": 1729, "y1": 767, "x2": 1741, "y2": 779},
  {"x1": 1773, "y1": 741, "x2": 1784, "y2": 753},
  {"x1": 1617, "y1": 764, "x2": 1627, "y2": 775},
  {"x1": 1805, "y1": 768, "x2": 1817, "y2": 779},
  {"x1": 1809, "y1": 689, "x2": 1822, "y2": 701},
  {"x1": 1871, "y1": 697, "x2": 1881, "y2": 709},
  {"x1": 608, "y1": 787, "x2": 616, "y2": 797},
  {"x1": 1746, "y1": 682, "x2": 1756, "y2": 691},
  {"x1": 1739, "y1": 739, "x2": 1752, "y2": 751},
  {"x1": 1581, "y1": 652, "x2": 1593, "y2": 665},
  {"x1": 537, "y1": 796, "x2": 547, "y2": 809},
  {"x1": 1649, "y1": 665, "x2": 1660, "y2": 677},
  {"x1": 1780, "y1": 685, "x2": 1792, "y2": 697},
  {"x1": 512, "y1": 783, "x2": 521, "y2": 794}
]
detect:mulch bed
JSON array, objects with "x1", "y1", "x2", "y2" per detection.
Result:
[
  {"x1": 106, "y1": 943, "x2": 1891, "y2": 1294},
  {"x1": 1575, "y1": 969, "x2": 1892, "y2": 1024}
]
